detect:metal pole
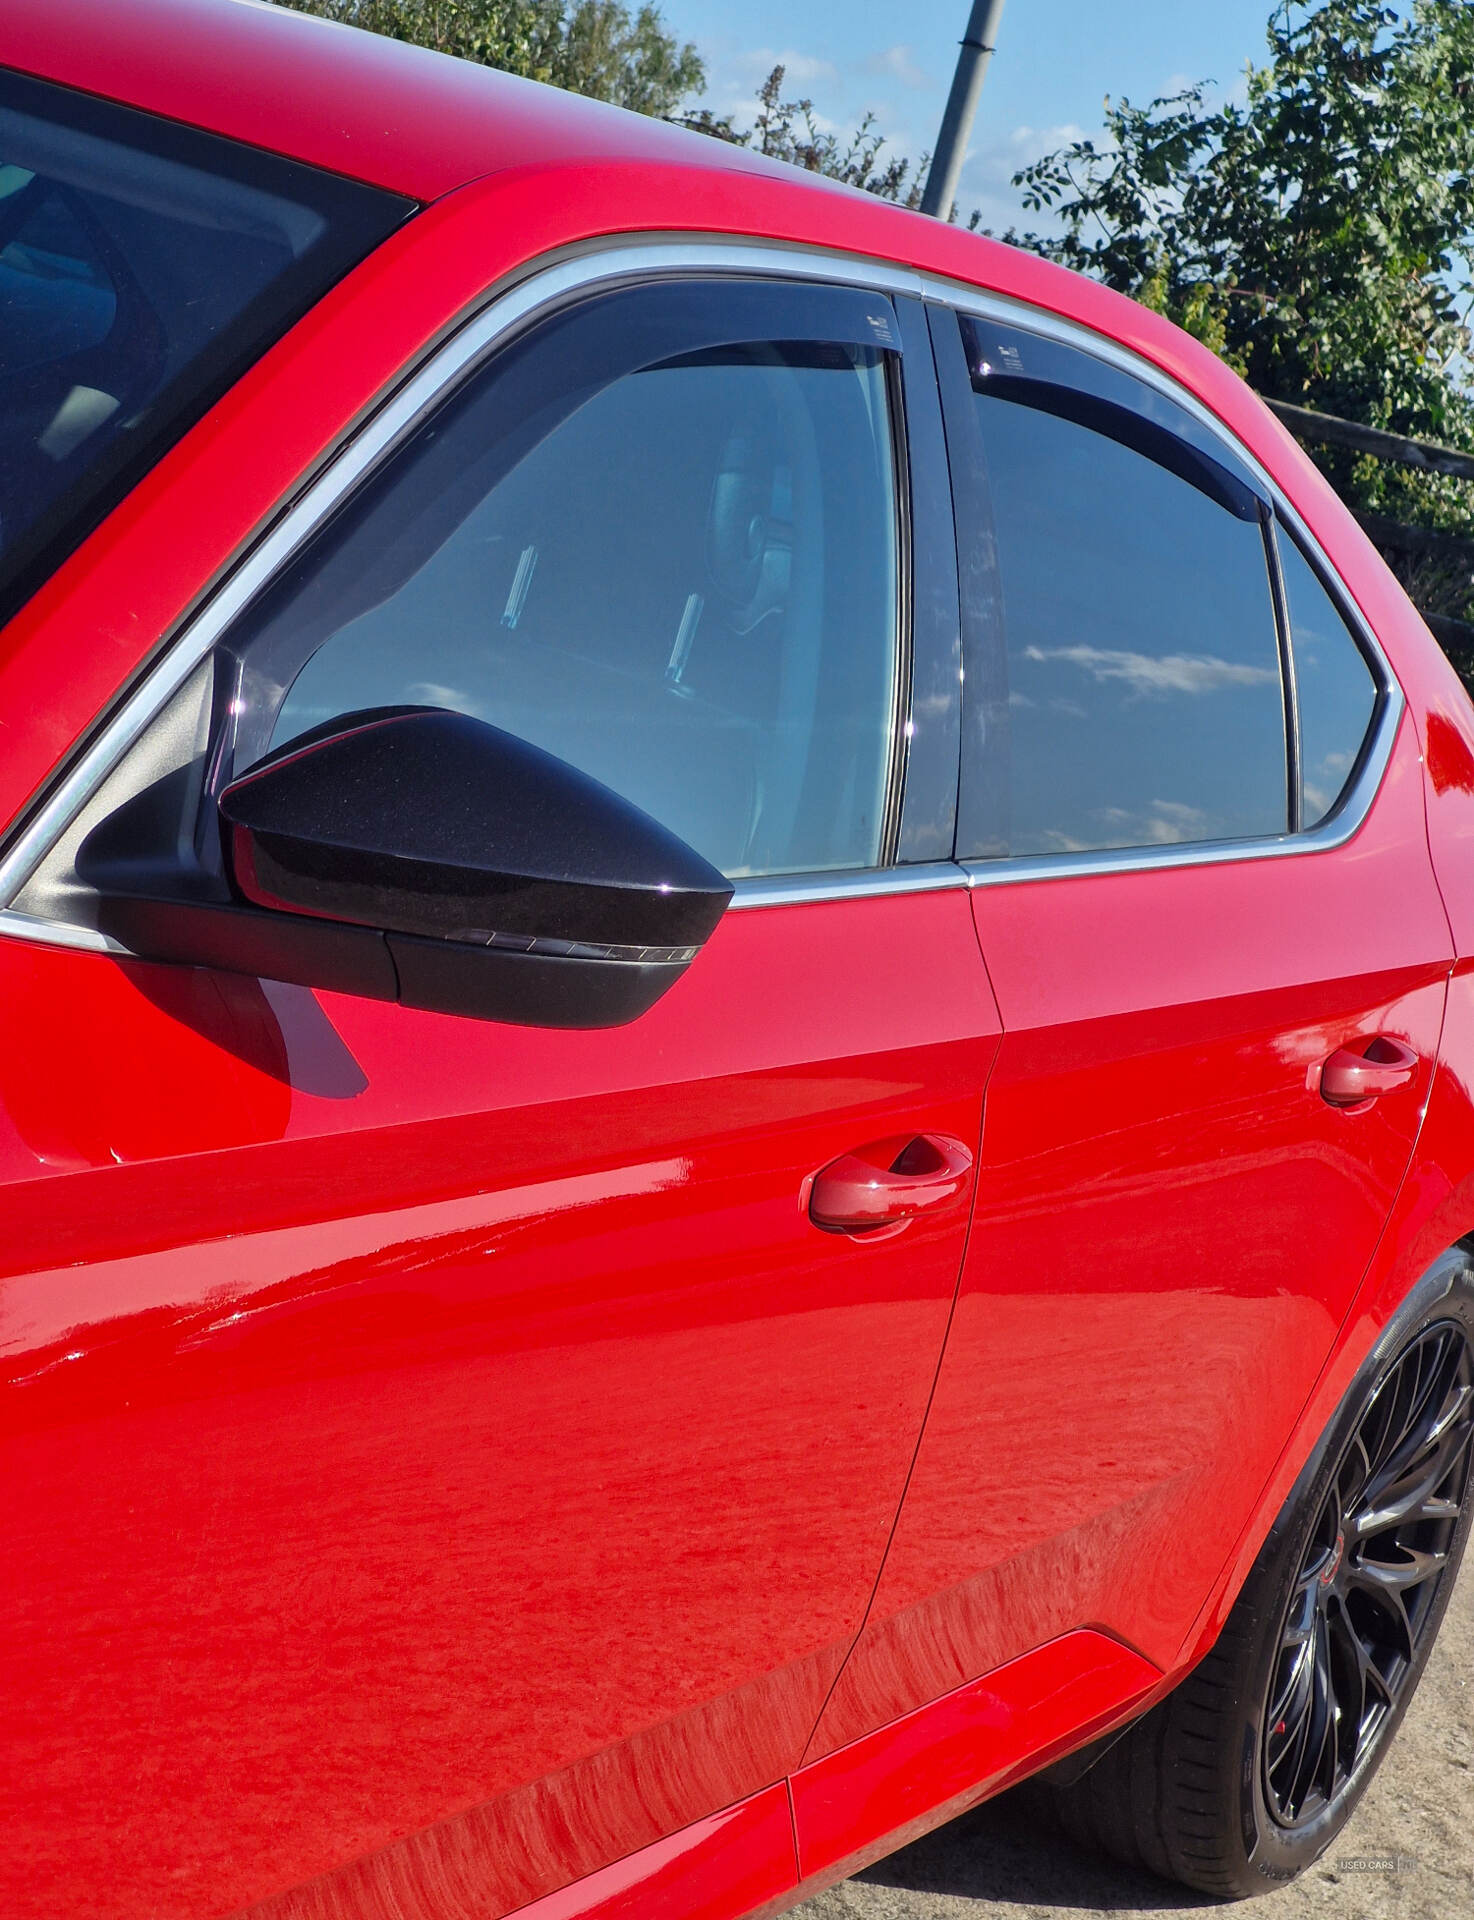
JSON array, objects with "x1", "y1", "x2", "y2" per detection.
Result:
[{"x1": 920, "y1": 0, "x2": 1007, "y2": 219}]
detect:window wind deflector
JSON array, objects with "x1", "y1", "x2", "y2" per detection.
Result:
[{"x1": 972, "y1": 371, "x2": 1265, "y2": 523}]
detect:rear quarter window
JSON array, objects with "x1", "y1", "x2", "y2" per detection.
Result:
[
  {"x1": 1277, "y1": 528, "x2": 1381, "y2": 828},
  {"x1": 0, "y1": 69, "x2": 412, "y2": 627}
]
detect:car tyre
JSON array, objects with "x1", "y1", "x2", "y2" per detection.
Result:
[{"x1": 1049, "y1": 1249, "x2": 1474, "y2": 1898}]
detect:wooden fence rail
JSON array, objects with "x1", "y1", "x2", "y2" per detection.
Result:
[
  {"x1": 1263, "y1": 398, "x2": 1474, "y2": 485},
  {"x1": 1261, "y1": 397, "x2": 1474, "y2": 664}
]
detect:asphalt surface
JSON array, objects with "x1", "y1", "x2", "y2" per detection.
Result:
[{"x1": 797, "y1": 1562, "x2": 1472, "y2": 1920}]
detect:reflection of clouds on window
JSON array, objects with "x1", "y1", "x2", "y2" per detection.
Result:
[
  {"x1": 913, "y1": 688, "x2": 954, "y2": 723},
  {"x1": 408, "y1": 682, "x2": 472, "y2": 708},
  {"x1": 1020, "y1": 799, "x2": 1220, "y2": 855},
  {"x1": 1303, "y1": 749, "x2": 1353, "y2": 822},
  {"x1": 962, "y1": 374, "x2": 1289, "y2": 860},
  {"x1": 1021, "y1": 643, "x2": 1279, "y2": 699},
  {"x1": 1098, "y1": 799, "x2": 1212, "y2": 844}
]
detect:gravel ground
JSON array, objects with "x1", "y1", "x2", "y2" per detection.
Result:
[{"x1": 797, "y1": 1562, "x2": 1472, "y2": 1920}]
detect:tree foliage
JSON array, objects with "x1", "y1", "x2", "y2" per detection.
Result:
[
  {"x1": 274, "y1": 0, "x2": 703, "y2": 118},
  {"x1": 1013, "y1": 1, "x2": 1474, "y2": 562}
]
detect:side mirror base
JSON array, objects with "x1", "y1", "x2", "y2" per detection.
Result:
[{"x1": 95, "y1": 892, "x2": 692, "y2": 1029}]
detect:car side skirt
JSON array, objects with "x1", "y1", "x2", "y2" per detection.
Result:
[{"x1": 233, "y1": 1630, "x2": 1161, "y2": 1920}]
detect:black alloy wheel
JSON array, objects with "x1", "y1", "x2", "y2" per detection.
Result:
[{"x1": 1263, "y1": 1320, "x2": 1473, "y2": 1828}]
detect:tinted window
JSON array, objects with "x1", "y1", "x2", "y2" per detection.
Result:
[
  {"x1": 0, "y1": 70, "x2": 410, "y2": 626},
  {"x1": 222, "y1": 286, "x2": 902, "y2": 880},
  {"x1": 1278, "y1": 530, "x2": 1380, "y2": 828},
  {"x1": 955, "y1": 327, "x2": 1289, "y2": 859}
]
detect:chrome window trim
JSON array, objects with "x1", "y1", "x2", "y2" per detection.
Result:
[
  {"x1": 0, "y1": 234, "x2": 1404, "y2": 949},
  {"x1": 0, "y1": 906, "x2": 122, "y2": 956},
  {"x1": 730, "y1": 863, "x2": 968, "y2": 909},
  {"x1": 0, "y1": 866, "x2": 974, "y2": 954}
]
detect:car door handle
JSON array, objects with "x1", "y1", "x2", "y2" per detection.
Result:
[
  {"x1": 1319, "y1": 1037, "x2": 1420, "y2": 1110},
  {"x1": 809, "y1": 1133, "x2": 974, "y2": 1234}
]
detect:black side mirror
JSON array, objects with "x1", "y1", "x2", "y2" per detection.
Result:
[{"x1": 96, "y1": 708, "x2": 733, "y2": 1028}]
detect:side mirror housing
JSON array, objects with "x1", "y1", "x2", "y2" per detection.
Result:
[{"x1": 96, "y1": 708, "x2": 733, "y2": 1028}]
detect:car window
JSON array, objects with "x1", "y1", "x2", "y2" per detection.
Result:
[
  {"x1": 0, "y1": 69, "x2": 410, "y2": 628},
  {"x1": 1277, "y1": 528, "x2": 1380, "y2": 828},
  {"x1": 220, "y1": 283, "x2": 903, "y2": 880},
  {"x1": 952, "y1": 317, "x2": 1289, "y2": 860}
]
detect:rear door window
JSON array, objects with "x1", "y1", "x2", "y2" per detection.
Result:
[
  {"x1": 947, "y1": 313, "x2": 1290, "y2": 861},
  {"x1": 0, "y1": 69, "x2": 410, "y2": 626}
]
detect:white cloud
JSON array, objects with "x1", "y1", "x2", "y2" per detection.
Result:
[
  {"x1": 959, "y1": 121, "x2": 1089, "y2": 190},
  {"x1": 694, "y1": 44, "x2": 847, "y2": 136},
  {"x1": 954, "y1": 121, "x2": 1089, "y2": 234},
  {"x1": 1021, "y1": 643, "x2": 1280, "y2": 699},
  {"x1": 866, "y1": 45, "x2": 933, "y2": 91},
  {"x1": 688, "y1": 32, "x2": 938, "y2": 161},
  {"x1": 732, "y1": 46, "x2": 839, "y2": 90}
]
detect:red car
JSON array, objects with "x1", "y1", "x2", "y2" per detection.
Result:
[{"x1": 2, "y1": 3, "x2": 1472, "y2": 1915}]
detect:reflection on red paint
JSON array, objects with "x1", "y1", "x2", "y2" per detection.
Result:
[
  {"x1": 791, "y1": 1632, "x2": 1160, "y2": 1880},
  {"x1": 1425, "y1": 708, "x2": 1474, "y2": 797},
  {"x1": 500, "y1": 1789, "x2": 797, "y2": 1920},
  {"x1": 0, "y1": 890, "x2": 999, "y2": 1920}
]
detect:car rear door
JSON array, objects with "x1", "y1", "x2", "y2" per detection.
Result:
[
  {"x1": 0, "y1": 269, "x2": 998, "y2": 1920},
  {"x1": 804, "y1": 298, "x2": 1453, "y2": 1757}
]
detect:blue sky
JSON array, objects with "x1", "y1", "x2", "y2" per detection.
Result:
[{"x1": 671, "y1": 0, "x2": 1288, "y2": 229}]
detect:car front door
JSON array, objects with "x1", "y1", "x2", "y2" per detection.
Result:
[
  {"x1": 0, "y1": 270, "x2": 999, "y2": 1920},
  {"x1": 804, "y1": 299, "x2": 1453, "y2": 1757}
]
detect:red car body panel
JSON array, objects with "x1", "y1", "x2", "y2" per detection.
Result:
[
  {"x1": 4, "y1": 5, "x2": 1474, "y2": 1918},
  {"x1": 806, "y1": 712, "x2": 1453, "y2": 1754},
  {"x1": 0, "y1": 892, "x2": 998, "y2": 1920}
]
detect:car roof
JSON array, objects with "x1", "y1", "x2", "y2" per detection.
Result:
[{"x1": 1, "y1": 0, "x2": 852, "y2": 204}]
